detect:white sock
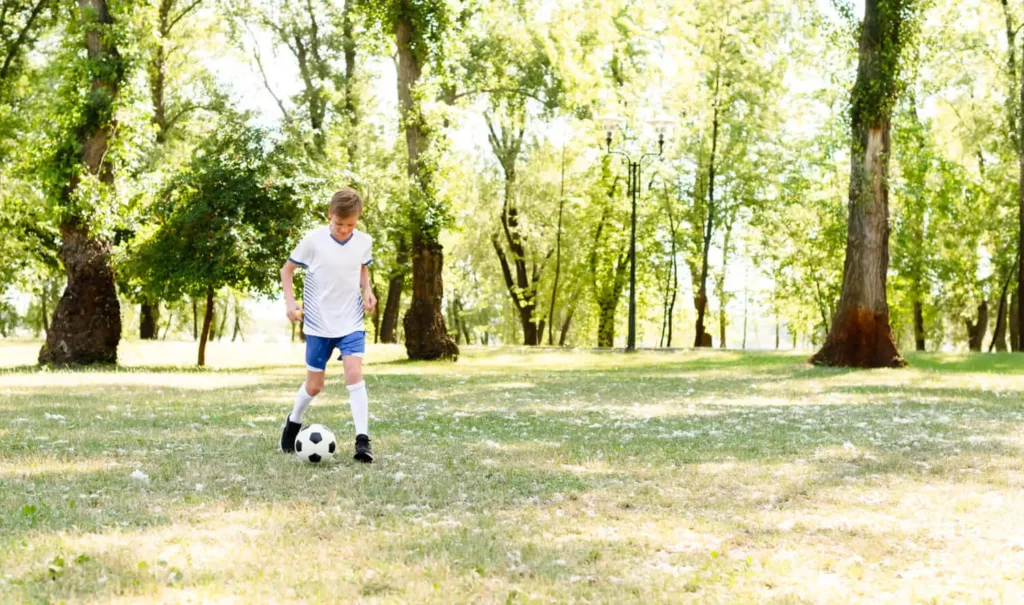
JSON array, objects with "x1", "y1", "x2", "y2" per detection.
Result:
[
  {"x1": 347, "y1": 381, "x2": 369, "y2": 436},
  {"x1": 289, "y1": 383, "x2": 316, "y2": 423}
]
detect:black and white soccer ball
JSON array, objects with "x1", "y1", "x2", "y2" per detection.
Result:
[{"x1": 295, "y1": 424, "x2": 337, "y2": 464}]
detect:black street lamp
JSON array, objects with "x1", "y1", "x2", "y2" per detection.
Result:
[{"x1": 602, "y1": 115, "x2": 672, "y2": 352}]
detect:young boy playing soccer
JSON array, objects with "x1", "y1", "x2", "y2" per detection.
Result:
[{"x1": 279, "y1": 188, "x2": 377, "y2": 462}]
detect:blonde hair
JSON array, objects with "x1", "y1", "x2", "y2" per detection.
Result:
[{"x1": 329, "y1": 188, "x2": 363, "y2": 219}]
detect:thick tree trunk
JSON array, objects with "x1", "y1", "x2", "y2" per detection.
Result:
[
  {"x1": 966, "y1": 301, "x2": 988, "y2": 352},
  {"x1": 396, "y1": 12, "x2": 457, "y2": 361},
  {"x1": 810, "y1": 0, "x2": 907, "y2": 368},
  {"x1": 197, "y1": 290, "x2": 214, "y2": 367},
  {"x1": 192, "y1": 298, "x2": 198, "y2": 340},
  {"x1": 40, "y1": 223, "x2": 121, "y2": 364},
  {"x1": 140, "y1": 301, "x2": 159, "y2": 340},
  {"x1": 39, "y1": 0, "x2": 123, "y2": 365},
  {"x1": 913, "y1": 300, "x2": 925, "y2": 351},
  {"x1": 402, "y1": 243, "x2": 458, "y2": 360},
  {"x1": 380, "y1": 237, "x2": 407, "y2": 343}
]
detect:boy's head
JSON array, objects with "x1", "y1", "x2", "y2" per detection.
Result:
[{"x1": 328, "y1": 188, "x2": 362, "y2": 241}]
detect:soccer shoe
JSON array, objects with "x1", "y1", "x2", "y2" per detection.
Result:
[
  {"x1": 280, "y1": 416, "x2": 303, "y2": 453},
  {"x1": 354, "y1": 434, "x2": 373, "y2": 463}
]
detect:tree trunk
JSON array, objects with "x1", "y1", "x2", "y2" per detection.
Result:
[
  {"x1": 913, "y1": 300, "x2": 925, "y2": 351},
  {"x1": 597, "y1": 301, "x2": 616, "y2": 348},
  {"x1": 40, "y1": 224, "x2": 121, "y2": 364},
  {"x1": 380, "y1": 236, "x2": 408, "y2": 343},
  {"x1": 395, "y1": 12, "x2": 457, "y2": 360},
  {"x1": 559, "y1": 306, "x2": 575, "y2": 346},
  {"x1": 992, "y1": 291, "x2": 1009, "y2": 352},
  {"x1": 197, "y1": 290, "x2": 214, "y2": 367},
  {"x1": 487, "y1": 114, "x2": 546, "y2": 346},
  {"x1": 39, "y1": 0, "x2": 124, "y2": 366},
  {"x1": 775, "y1": 319, "x2": 780, "y2": 350},
  {"x1": 966, "y1": 300, "x2": 988, "y2": 352},
  {"x1": 1012, "y1": 293, "x2": 1020, "y2": 351},
  {"x1": 716, "y1": 218, "x2": 733, "y2": 349},
  {"x1": 342, "y1": 0, "x2": 359, "y2": 166},
  {"x1": 216, "y1": 299, "x2": 228, "y2": 341},
  {"x1": 694, "y1": 98, "x2": 719, "y2": 348},
  {"x1": 232, "y1": 313, "x2": 243, "y2": 342},
  {"x1": 548, "y1": 145, "x2": 567, "y2": 345},
  {"x1": 370, "y1": 276, "x2": 382, "y2": 343},
  {"x1": 810, "y1": 0, "x2": 908, "y2": 368},
  {"x1": 140, "y1": 301, "x2": 159, "y2": 340},
  {"x1": 402, "y1": 242, "x2": 458, "y2": 360},
  {"x1": 192, "y1": 298, "x2": 198, "y2": 340}
]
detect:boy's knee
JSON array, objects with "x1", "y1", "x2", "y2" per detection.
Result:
[{"x1": 305, "y1": 378, "x2": 325, "y2": 396}]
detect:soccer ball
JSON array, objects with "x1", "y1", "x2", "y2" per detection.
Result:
[{"x1": 295, "y1": 424, "x2": 337, "y2": 464}]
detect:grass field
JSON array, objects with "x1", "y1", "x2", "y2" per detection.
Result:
[{"x1": 3, "y1": 340, "x2": 1024, "y2": 603}]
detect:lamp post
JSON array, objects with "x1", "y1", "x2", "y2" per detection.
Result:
[{"x1": 602, "y1": 115, "x2": 672, "y2": 352}]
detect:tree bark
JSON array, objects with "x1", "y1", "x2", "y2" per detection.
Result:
[
  {"x1": 197, "y1": 290, "x2": 214, "y2": 366},
  {"x1": 486, "y1": 114, "x2": 547, "y2": 345},
  {"x1": 559, "y1": 306, "x2": 575, "y2": 346},
  {"x1": 395, "y1": 11, "x2": 457, "y2": 361},
  {"x1": 548, "y1": 145, "x2": 567, "y2": 345},
  {"x1": 992, "y1": 291, "x2": 1009, "y2": 352},
  {"x1": 913, "y1": 300, "x2": 925, "y2": 351},
  {"x1": 402, "y1": 242, "x2": 458, "y2": 360},
  {"x1": 966, "y1": 300, "x2": 988, "y2": 352},
  {"x1": 380, "y1": 235, "x2": 407, "y2": 343},
  {"x1": 694, "y1": 96, "x2": 719, "y2": 348},
  {"x1": 140, "y1": 302, "x2": 159, "y2": 340},
  {"x1": 39, "y1": 0, "x2": 124, "y2": 366},
  {"x1": 810, "y1": 0, "x2": 908, "y2": 368},
  {"x1": 1011, "y1": 293, "x2": 1020, "y2": 351}
]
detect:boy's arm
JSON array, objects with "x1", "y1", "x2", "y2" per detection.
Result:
[
  {"x1": 361, "y1": 265, "x2": 377, "y2": 311},
  {"x1": 281, "y1": 261, "x2": 303, "y2": 321}
]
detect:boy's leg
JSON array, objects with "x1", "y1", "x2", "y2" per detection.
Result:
[
  {"x1": 343, "y1": 356, "x2": 367, "y2": 435},
  {"x1": 339, "y1": 331, "x2": 372, "y2": 462},
  {"x1": 281, "y1": 336, "x2": 332, "y2": 453}
]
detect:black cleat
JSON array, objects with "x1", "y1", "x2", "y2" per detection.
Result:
[
  {"x1": 354, "y1": 434, "x2": 373, "y2": 463},
  {"x1": 280, "y1": 416, "x2": 302, "y2": 453}
]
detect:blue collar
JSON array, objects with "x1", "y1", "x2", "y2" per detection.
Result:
[{"x1": 330, "y1": 231, "x2": 355, "y2": 246}]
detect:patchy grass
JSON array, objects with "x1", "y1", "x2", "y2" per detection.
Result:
[{"x1": 3, "y1": 341, "x2": 1024, "y2": 602}]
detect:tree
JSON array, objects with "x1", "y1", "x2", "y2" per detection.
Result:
[
  {"x1": 39, "y1": 0, "x2": 130, "y2": 365},
  {"x1": 126, "y1": 123, "x2": 307, "y2": 366},
  {"x1": 365, "y1": 0, "x2": 458, "y2": 360},
  {"x1": 811, "y1": 0, "x2": 919, "y2": 368}
]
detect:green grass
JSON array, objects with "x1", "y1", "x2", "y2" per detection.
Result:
[{"x1": 4, "y1": 340, "x2": 1024, "y2": 603}]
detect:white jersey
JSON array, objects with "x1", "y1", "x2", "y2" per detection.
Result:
[{"x1": 289, "y1": 227, "x2": 373, "y2": 338}]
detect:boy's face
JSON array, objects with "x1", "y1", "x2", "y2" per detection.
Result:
[{"x1": 329, "y1": 213, "x2": 358, "y2": 241}]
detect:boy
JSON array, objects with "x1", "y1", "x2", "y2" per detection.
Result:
[{"x1": 279, "y1": 188, "x2": 377, "y2": 463}]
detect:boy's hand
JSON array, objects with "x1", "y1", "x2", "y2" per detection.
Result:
[
  {"x1": 286, "y1": 302, "x2": 303, "y2": 322},
  {"x1": 363, "y1": 291, "x2": 377, "y2": 312}
]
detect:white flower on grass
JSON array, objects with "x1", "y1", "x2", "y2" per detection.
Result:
[
  {"x1": 195, "y1": 484, "x2": 204, "y2": 493},
  {"x1": 44, "y1": 413, "x2": 66, "y2": 421},
  {"x1": 394, "y1": 472, "x2": 407, "y2": 482},
  {"x1": 130, "y1": 470, "x2": 150, "y2": 483}
]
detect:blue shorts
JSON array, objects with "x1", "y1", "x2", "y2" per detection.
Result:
[{"x1": 305, "y1": 332, "x2": 365, "y2": 372}]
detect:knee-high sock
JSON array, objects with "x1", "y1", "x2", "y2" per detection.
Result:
[
  {"x1": 346, "y1": 381, "x2": 369, "y2": 436},
  {"x1": 290, "y1": 383, "x2": 316, "y2": 423}
]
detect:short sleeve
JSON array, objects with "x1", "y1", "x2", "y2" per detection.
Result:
[
  {"x1": 289, "y1": 232, "x2": 315, "y2": 268},
  {"x1": 362, "y1": 235, "x2": 373, "y2": 266}
]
